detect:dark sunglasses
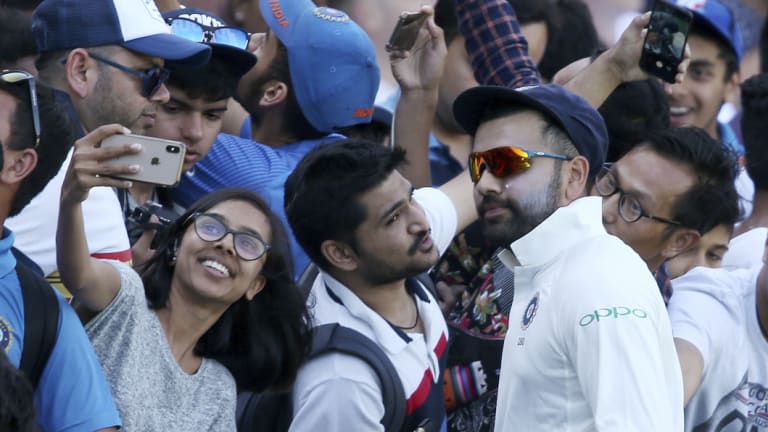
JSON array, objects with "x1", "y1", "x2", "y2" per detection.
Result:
[
  {"x1": 0, "y1": 70, "x2": 40, "y2": 149},
  {"x1": 167, "y1": 17, "x2": 251, "y2": 50},
  {"x1": 468, "y1": 146, "x2": 572, "y2": 183},
  {"x1": 189, "y1": 213, "x2": 271, "y2": 261},
  {"x1": 88, "y1": 53, "x2": 170, "y2": 98}
]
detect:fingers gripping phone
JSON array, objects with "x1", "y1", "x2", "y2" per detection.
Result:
[
  {"x1": 100, "y1": 134, "x2": 186, "y2": 187},
  {"x1": 639, "y1": 0, "x2": 693, "y2": 83},
  {"x1": 386, "y1": 11, "x2": 428, "y2": 52}
]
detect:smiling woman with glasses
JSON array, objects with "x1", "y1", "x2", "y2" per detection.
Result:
[{"x1": 56, "y1": 182, "x2": 312, "y2": 430}]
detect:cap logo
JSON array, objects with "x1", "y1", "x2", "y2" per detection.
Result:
[
  {"x1": 354, "y1": 107, "x2": 375, "y2": 117},
  {"x1": 269, "y1": 0, "x2": 289, "y2": 28},
  {"x1": 175, "y1": 13, "x2": 225, "y2": 28},
  {"x1": 677, "y1": 0, "x2": 705, "y2": 10},
  {"x1": 313, "y1": 7, "x2": 350, "y2": 23}
]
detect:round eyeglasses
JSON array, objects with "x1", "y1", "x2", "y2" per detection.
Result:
[
  {"x1": 190, "y1": 213, "x2": 270, "y2": 261},
  {"x1": 595, "y1": 165, "x2": 682, "y2": 226}
]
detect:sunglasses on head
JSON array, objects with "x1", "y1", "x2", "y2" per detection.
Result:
[
  {"x1": 167, "y1": 17, "x2": 251, "y2": 50},
  {"x1": 468, "y1": 146, "x2": 572, "y2": 183},
  {"x1": 1, "y1": 70, "x2": 40, "y2": 149},
  {"x1": 87, "y1": 53, "x2": 170, "y2": 98}
]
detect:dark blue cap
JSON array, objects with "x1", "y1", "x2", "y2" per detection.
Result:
[{"x1": 453, "y1": 84, "x2": 609, "y2": 177}]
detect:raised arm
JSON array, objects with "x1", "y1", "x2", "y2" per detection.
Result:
[
  {"x1": 563, "y1": 12, "x2": 689, "y2": 108},
  {"x1": 389, "y1": 5, "x2": 447, "y2": 187},
  {"x1": 455, "y1": 0, "x2": 540, "y2": 88},
  {"x1": 57, "y1": 124, "x2": 137, "y2": 313}
]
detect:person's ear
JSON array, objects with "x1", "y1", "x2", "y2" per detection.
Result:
[
  {"x1": 65, "y1": 48, "x2": 96, "y2": 99},
  {"x1": 724, "y1": 70, "x2": 741, "y2": 105},
  {"x1": 259, "y1": 80, "x2": 289, "y2": 107},
  {"x1": 662, "y1": 228, "x2": 700, "y2": 260},
  {"x1": 561, "y1": 155, "x2": 589, "y2": 203},
  {"x1": 0, "y1": 148, "x2": 37, "y2": 185},
  {"x1": 245, "y1": 275, "x2": 266, "y2": 301},
  {"x1": 320, "y1": 240, "x2": 358, "y2": 272}
]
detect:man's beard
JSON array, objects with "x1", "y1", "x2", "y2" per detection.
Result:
[{"x1": 479, "y1": 168, "x2": 562, "y2": 247}]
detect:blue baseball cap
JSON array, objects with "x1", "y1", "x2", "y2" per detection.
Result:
[
  {"x1": 453, "y1": 84, "x2": 609, "y2": 177},
  {"x1": 162, "y1": 8, "x2": 257, "y2": 76},
  {"x1": 32, "y1": 0, "x2": 211, "y2": 67},
  {"x1": 260, "y1": 0, "x2": 380, "y2": 133},
  {"x1": 676, "y1": 0, "x2": 743, "y2": 61}
]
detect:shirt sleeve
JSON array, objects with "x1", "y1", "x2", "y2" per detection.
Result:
[
  {"x1": 35, "y1": 294, "x2": 121, "y2": 432},
  {"x1": 668, "y1": 267, "x2": 745, "y2": 371},
  {"x1": 290, "y1": 353, "x2": 385, "y2": 432},
  {"x1": 560, "y1": 245, "x2": 683, "y2": 431},
  {"x1": 454, "y1": 0, "x2": 541, "y2": 88}
]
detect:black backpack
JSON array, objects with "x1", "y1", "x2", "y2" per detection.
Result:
[
  {"x1": 236, "y1": 323, "x2": 407, "y2": 431},
  {"x1": 14, "y1": 248, "x2": 60, "y2": 389},
  {"x1": 236, "y1": 267, "x2": 437, "y2": 432}
]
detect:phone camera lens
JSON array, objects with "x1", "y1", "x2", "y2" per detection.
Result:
[{"x1": 166, "y1": 145, "x2": 179, "y2": 154}]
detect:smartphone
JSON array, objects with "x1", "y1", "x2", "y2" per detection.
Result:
[
  {"x1": 639, "y1": 0, "x2": 693, "y2": 83},
  {"x1": 386, "y1": 11, "x2": 428, "y2": 52},
  {"x1": 100, "y1": 134, "x2": 186, "y2": 187}
]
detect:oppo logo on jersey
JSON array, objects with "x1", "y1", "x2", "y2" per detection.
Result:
[{"x1": 578, "y1": 307, "x2": 648, "y2": 327}]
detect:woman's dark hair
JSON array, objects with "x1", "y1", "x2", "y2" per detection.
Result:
[{"x1": 141, "y1": 188, "x2": 311, "y2": 391}]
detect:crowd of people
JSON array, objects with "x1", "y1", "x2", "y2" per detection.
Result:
[{"x1": 0, "y1": 0, "x2": 767, "y2": 430}]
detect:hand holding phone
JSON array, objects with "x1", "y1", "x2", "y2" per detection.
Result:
[
  {"x1": 100, "y1": 134, "x2": 186, "y2": 187},
  {"x1": 639, "y1": 0, "x2": 693, "y2": 83},
  {"x1": 386, "y1": 11, "x2": 428, "y2": 52}
]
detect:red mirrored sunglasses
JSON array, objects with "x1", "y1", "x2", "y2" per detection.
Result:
[{"x1": 468, "y1": 146, "x2": 572, "y2": 183}]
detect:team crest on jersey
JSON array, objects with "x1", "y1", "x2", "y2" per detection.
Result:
[
  {"x1": 313, "y1": 7, "x2": 350, "y2": 23},
  {"x1": 521, "y1": 292, "x2": 539, "y2": 330},
  {"x1": 0, "y1": 317, "x2": 12, "y2": 352}
]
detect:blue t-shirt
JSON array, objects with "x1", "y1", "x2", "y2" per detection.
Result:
[
  {"x1": 174, "y1": 132, "x2": 344, "y2": 279},
  {"x1": 0, "y1": 227, "x2": 121, "y2": 431}
]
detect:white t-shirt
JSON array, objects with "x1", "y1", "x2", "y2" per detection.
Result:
[
  {"x1": 7, "y1": 149, "x2": 130, "y2": 276},
  {"x1": 722, "y1": 227, "x2": 767, "y2": 271},
  {"x1": 742, "y1": 272, "x2": 768, "y2": 430},
  {"x1": 669, "y1": 266, "x2": 754, "y2": 432},
  {"x1": 494, "y1": 196, "x2": 683, "y2": 431},
  {"x1": 290, "y1": 187, "x2": 457, "y2": 431}
]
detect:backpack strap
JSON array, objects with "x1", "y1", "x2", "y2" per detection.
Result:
[
  {"x1": 311, "y1": 323, "x2": 406, "y2": 432},
  {"x1": 412, "y1": 272, "x2": 437, "y2": 300},
  {"x1": 17, "y1": 260, "x2": 60, "y2": 389}
]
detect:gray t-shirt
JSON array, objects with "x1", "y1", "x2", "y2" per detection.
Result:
[{"x1": 85, "y1": 261, "x2": 236, "y2": 431}]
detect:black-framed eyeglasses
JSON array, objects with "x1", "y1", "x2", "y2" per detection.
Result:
[
  {"x1": 88, "y1": 53, "x2": 170, "y2": 98},
  {"x1": 167, "y1": 17, "x2": 251, "y2": 49},
  {"x1": 1, "y1": 70, "x2": 40, "y2": 149},
  {"x1": 595, "y1": 164, "x2": 682, "y2": 226},
  {"x1": 189, "y1": 213, "x2": 271, "y2": 261}
]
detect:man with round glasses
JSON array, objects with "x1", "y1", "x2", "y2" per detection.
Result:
[
  {"x1": 4, "y1": 0, "x2": 212, "y2": 298},
  {"x1": 596, "y1": 127, "x2": 740, "y2": 279},
  {"x1": 452, "y1": 83, "x2": 684, "y2": 430}
]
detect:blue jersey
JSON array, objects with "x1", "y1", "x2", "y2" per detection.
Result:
[
  {"x1": 174, "y1": 132, "x2": 344, "y2": 279},
  {"x1": 0, "y1": 227, "x2": 121, "y2": 431}
]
